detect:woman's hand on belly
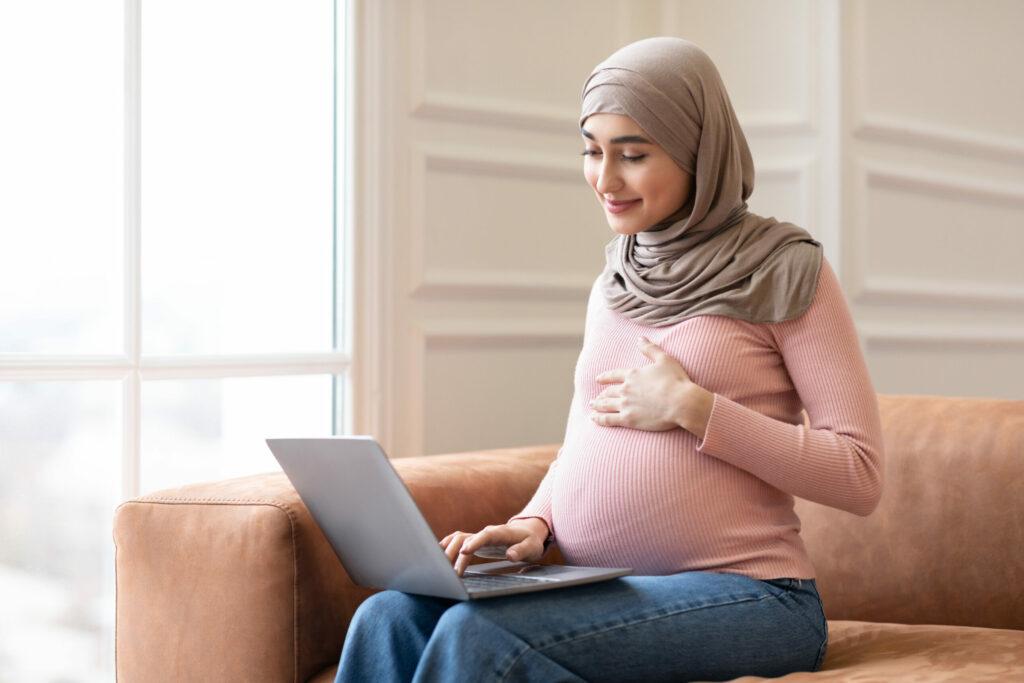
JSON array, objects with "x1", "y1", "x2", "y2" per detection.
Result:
[
  {"x1": 440, "y1": 517, "x2": 550, "y2": 576},
  {"x1": 590, "y1": 336, "x2": 714, "y2": 438}
]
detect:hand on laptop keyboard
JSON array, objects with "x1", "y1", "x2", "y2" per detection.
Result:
[{"x1": 440, "y1": 518, "x2": 551, "y2": 576}]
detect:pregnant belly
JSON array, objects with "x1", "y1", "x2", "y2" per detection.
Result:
[{"x1": 548, "y1": 428, "x2": 716, "y2": 573}]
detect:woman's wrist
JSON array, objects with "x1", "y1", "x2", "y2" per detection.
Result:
[{"x1": 676, "y1": 382, "x2": 714, "y2": 439}]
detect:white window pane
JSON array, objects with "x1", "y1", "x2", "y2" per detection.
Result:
[
  {"x1": 140, "y1": 375, "x2": 333, "y2": 494},
  {"x1": 0, "y1": 381, "x2": 121, "y2": 683},
  {"x1": 141, "y1": 2, "x2": 335, "y2": 354},
  {"x1": 0, "y1": 3, "x2": 123, "y2": 354}
]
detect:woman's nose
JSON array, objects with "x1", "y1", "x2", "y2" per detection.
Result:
[{"x1": 595, "y1": 159, "x2": 622, "y2": 194}]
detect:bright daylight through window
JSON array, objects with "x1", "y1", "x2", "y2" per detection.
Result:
[{"x1": 0, "y1": 2, "x2": 347, "y2": 680}]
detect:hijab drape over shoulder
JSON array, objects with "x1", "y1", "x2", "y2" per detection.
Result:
[{"x1": 582, "y1": 37, "x2": 822, "y2": 326}]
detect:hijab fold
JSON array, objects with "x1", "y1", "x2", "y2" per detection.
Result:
[{"x1": 582, "y1": 37, "x2": 822, "y2": 326}]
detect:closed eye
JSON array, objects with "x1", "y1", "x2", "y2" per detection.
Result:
[{"x1": 580, "y1": 151, "x2": 647, "y2": 162}]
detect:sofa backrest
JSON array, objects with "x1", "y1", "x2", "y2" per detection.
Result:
[{"x1": 795, "y1": 394, "x2": 1024, "y2": 630}]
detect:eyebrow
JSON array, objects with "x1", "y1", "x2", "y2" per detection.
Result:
[{"x1": 581, "y1": 128, "x2": 652, "y2": 145}]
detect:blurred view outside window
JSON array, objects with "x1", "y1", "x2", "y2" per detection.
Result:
[{"x1": 0, "y1": 2, "x2": 346, "y2": 681}]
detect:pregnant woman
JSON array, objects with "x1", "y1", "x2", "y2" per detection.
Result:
[{"x1": 335, "y1": 36, "x2": 883, "y2": 683}]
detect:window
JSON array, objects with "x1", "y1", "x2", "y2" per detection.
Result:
[{"x1": 0, "y1": 2, "x2": 347, "y2": 680}]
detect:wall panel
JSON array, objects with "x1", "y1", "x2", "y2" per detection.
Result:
[
  {"x1": 859, "y1": 0, "x2": 1024, "y2": 146},
  {"x1": 422, "y1": 335, "x2": 580, "y2": 455},
  {"x1": 409, "y1": 145, "x2": 604, "y2": 298},
  {"x1": 862, "y1": 166, "x2": 1024, "y2": 288},
  {"x1": 843, "y1": 0, "x2": 1024, "y2": 400}
]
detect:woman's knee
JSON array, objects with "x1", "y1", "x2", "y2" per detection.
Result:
[
  {"x1": 357, "y1": 589, "x2": 418, "y2": 614},
  {"x1": 350, "y1": 591, "x2": 445, "y2": 637},
  {"x1": 432, "y1": 602, "x2": 486, "y2": 640}
]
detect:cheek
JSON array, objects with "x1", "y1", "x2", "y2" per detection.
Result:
[{"x1": 651, "y1": 175, "x2": 689, "y2": 212}]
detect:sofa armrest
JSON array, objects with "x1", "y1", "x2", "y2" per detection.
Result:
[{"x1": 113, "y1": 445, "x2": 557, "y2": 683}]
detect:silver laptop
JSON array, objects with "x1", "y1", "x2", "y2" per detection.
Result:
[{"x1": 266, "y1": 436, "x2": 632, "y2": 600}]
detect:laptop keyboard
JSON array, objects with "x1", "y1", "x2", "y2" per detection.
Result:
[{"x1": 461, "y1": 572, "x2": 547, "y2": 592}]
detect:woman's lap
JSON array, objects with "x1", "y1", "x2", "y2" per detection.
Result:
[{"x1": 337, "y1": 571, "x2": 827, "y2": 683}]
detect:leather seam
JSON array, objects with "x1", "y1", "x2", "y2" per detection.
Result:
[{"x1": 120, "y1": 497, "x2": 297, "y2": 507}]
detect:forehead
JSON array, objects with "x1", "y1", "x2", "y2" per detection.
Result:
[{"x1": 581, "y1": 113, "x2": 647, "y2": 140}]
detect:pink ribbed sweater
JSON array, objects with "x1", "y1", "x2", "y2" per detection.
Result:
[{"x1": 514, "y1": 259, "x2": 883, "y2": 579}]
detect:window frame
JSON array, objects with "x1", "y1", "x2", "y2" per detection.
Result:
[{"x1": 0, "y1": 0, "x2": 351, "y2": 502}]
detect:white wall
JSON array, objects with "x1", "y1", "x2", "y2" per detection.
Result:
[
  {"x1": 351, "y1": 0, "x2": 1024, "y2": 457},
  {"x1": 839, "y1": 0, "x2": 1024, "y2": 401}
]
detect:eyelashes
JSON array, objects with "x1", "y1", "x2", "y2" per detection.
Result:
[{"x1": 581, "y1": 150, "x2": 648, "y2": 162}]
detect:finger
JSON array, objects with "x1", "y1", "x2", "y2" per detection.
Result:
[
  {"x1": 454, "y1": 550, "x2": 473, "y2": 576},
  {"x1": 442, "y1": 532, "x2": 471, "y2": 563},
  {"x1": 594, "y1": 385, "x2": 623, "y2": 400},
  {"x1": 452, "y1": 529, "x2": 497, "y2": 575},
  {"x1": 595, "y1": 368, "x2": 627, "y2": 385},
  {"x1": 591, "y1": 411, "x2": 622, "y2": 428},
  {"x1": 637, "y1": 336, "x2": 667, "y2": 362},
  {"x1": 457, "y1": 525, "x2": 510, "y2": 557},
  {"x1": 589, "y1": 396, "x2": 620, "y2": 413},
  {"x1": 454, "y1": 525, "x2": 527, "y2": 575}
]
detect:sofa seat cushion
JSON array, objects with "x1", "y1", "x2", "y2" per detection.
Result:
[
  {"x1": 307, "y1": 665, "x2": 337, "y2": 683},
  {"x1": 726, "y1": 620, "x2": 1024, "y2": 682}
]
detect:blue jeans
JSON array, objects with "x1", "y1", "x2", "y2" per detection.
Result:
[{"x1": 334, "y1": 571, "x2": 828, "y2": 683}]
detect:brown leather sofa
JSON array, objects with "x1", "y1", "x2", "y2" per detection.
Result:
[{"x1": 114, "y1": 394, "x2": 1024, "y2": 682}]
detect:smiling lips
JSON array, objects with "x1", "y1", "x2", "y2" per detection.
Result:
[{"x1": 604, "y1": 198, "x2": 641, "y2": 214}]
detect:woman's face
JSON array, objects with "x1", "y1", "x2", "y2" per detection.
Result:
[{"x1": 582, "y1": 113, "x2": 693, "y2": 235}]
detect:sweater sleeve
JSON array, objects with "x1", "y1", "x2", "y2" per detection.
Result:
[
  {"x1": 508, "y1": 455, "x2": 557, "y2": 534},
  {"x1": 697, "y1": 260, "x2": 884, "y2": 516}
]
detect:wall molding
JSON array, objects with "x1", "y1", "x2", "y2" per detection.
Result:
[
  {"x1": 847, "y1": 0, "x2": 1024, "y2": 164},
  {"x1": 408, "y1": 143, "x2": 592, "y2": 300},
  {"x1": 348, "y1": 0, "x2": 401, "y2": 454},
  {"x1": 847, "y1": 160, "x2": 1024, "y2": 307},
  {"x1": 410, "y1": 0, "x2": 818, "y2": 137},
  {"x1": 418, "y1": 319, "x2": 584, "y2": 348},
  {"x1": 754, "y1": 157, "x2": 816, "y2": 230},
  {"x1": 857, "y1": 276, "x2": 1024, "y2": 312},
  {"x1": 413, "y1": 96, "x2": 819, "y2": 139},
  {"x1": 855, "y1": 116, "x2": 1024, "y2": 165},
  {"x1": 861, "y1": 162, "x2": 1024, "y2": 209},
  {"x1": 860, "y1": 323, "x2": 1024, "y2": 352},
  {"x1": 400, "y1": 321, "x2": 583, "y2": 457},
  {"x1": 411, "y1": 268, "x2": 593, "y2": 302},
  {"x1": 416, "y1": 144, "x2": 582, "y2": 183},
  {"x1": 410, "y1": 148, "x2": 821, "y2": 301},
  {"x1": 411, "y1": 92, "x2": 578, "y2": 135},
  {"x1": 408, "y1": 0, "x2": 578, "y2": 135}
]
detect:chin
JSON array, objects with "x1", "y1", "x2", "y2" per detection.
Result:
[{"x1": 608, "y1": 222, "x2": 648, "y2": 236}]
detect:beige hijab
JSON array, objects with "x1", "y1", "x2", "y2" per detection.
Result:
[{"x1": 582, "y1": 37, "x2": 822, "y2": 326}]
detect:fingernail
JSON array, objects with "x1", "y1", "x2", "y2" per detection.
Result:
[{"x1": 507, "y1": 549, "x2": 518, "y2": 561}]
